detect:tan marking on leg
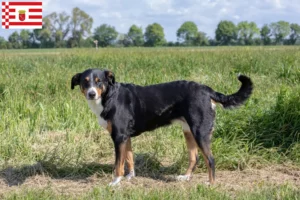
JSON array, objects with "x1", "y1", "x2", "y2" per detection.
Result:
[
  {"x1": 115, "y1": 142, "x2": 126, "y2": 177},
  {"x1": 199, "y1": 148, "x2": 214, "y2": 184},
  {"x1": 183, "y1": 131, "x2": 198, "y2": 175},
  {"x1": 125, "y1": 138, "x2": 134, "y2": 172},
  {"x1": 199, "y1": 130, "x2": 215, "y2": 184},
  {"x1": 107, "y1": 121, "x2": 112, "y2": 134}
]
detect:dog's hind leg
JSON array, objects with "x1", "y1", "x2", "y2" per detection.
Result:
[
  {"x1": 195, "y1": 128, "x2": 215, "y2": 185},
  {"x1": 125, "y1": 138, "x2": 135, "y2": 180},
  {"x1": 177, "y1": 131, "x2": 199, "y2": 181}
]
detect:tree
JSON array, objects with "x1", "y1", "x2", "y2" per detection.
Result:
[
  {"x1": 237, "y1": 21, "x2": 260, "y2": 45},
  {"x1": 117, "y1": 34, "x2": 132, "y2": 47},
  {"x1": 193, "y1": 32, "x2": 209, "y2": 46},
  {"x1": 19, "y1": 30, "x2": 32, "y2": 48},
  {"x1": 93, "y1": 24, "x2": 118, "y2": 47},
  {"x1": 56, "y1": 12, "x2": 71, "y2": 41},
  {"x1": 215, "y1": 20, "x2": 237, "y2": 45},
  {"x1": 289, "y1": 23, "x2": 300, "y2": 45},
  {"x1": 80, "y1": 36, "x2": 93, "y2": 47},
  {"x1": 70, "y1": 7, "x2": 93, "y2": 47},
  {"x1": 270, "y1": 21, "x2": 290, "y2": 44},
  {"x1": 8, "y1": 31, "x2": 21, "y2": 49},
  {"x1": 127, "y1": 25, "x2": 144, "y2": 46},
  {"x1": 42, "y1": 11, "x2": 70, "y2": 47},
  {"x1": 33, "y1": 28, "x2": 54, "y2": 48},
  {"x1": 144, "y1": 23, "x2": 166, "y2": 47},
  {"x1": 177, "y1": 21, "x2": 198, "y2": 45},
  {"x1": 261, "y1": 24, "x2": 271, "y2": 45},
  {"x1": 0, "y1": 36, "x2": 7, "y2": 49}
]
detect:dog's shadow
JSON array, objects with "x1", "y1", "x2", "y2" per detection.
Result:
[
  {"x1": 0, "y1": 153, "x2": 182, "y2": 187},
  {"x1": 0, "y1": 162, "x2": 112, "y2": 187}
]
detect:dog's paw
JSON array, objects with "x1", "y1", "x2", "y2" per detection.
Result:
[
  {"x1": 108, "y1": 176, "x2": 122, "y2": 187},
  {"x1": 204, "y1": 181, "x2": 210, "y2": 186},
  {"x1": 125, "y1": 170, "x2": 135, "y2": 180},
  {"x1": 176, "y1": 175, "x2": 191, "y2": 181}
]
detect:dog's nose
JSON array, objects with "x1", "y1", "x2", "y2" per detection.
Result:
[{"x1": 88, "y1": 91, "x2": 96, "y2": 98}]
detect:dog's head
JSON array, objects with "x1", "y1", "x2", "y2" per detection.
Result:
[{"x1": 71, "y1": 69, "x2": 115, "y2": 100}]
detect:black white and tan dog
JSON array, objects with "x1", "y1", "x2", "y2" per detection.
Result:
[{"x1": 71, "y1": 69, "x2": 253, "y2": 186}]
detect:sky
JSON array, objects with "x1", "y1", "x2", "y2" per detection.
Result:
[{"x1": 1, "y1": 0, "x2": 300, "y2": 41}]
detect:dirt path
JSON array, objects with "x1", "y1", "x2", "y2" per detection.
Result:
[{"x1": 0, "y1": 165, "x2": 299, "y2": 196}]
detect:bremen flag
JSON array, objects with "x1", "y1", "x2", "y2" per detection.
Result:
[{"x1": 2, "y1": 1, "x2": 42, "y2": 29}]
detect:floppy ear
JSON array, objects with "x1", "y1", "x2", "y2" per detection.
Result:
[
  {"x1": 105, "y1": 70, "x2": 115, "y2": 85},
  {"x1": 71, "y1": 73, "x2": 81, "y2": 90}
]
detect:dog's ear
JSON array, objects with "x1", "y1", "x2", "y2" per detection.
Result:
[
  {"x1": 71, "y1": 73, "x2": 81, "y2": 90},
  {"x1": 105, "y1": 70, "x2": 115, "y2": 85}
]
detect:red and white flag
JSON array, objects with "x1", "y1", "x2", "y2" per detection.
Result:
[{"x1": 2, "y1": 1, "x2": 42, "y2": 29}]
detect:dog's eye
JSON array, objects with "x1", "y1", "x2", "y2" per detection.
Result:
[{"x1": 95, "y1": 78, "x2": 101, "y2": 84}]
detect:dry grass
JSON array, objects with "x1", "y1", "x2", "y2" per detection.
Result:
[{"x1": 0, "y1": 164, "x2": 299, "y2": 198}]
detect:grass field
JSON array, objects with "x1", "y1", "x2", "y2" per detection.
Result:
[{"x1": 0, "y1": 47, "x2": 299, "y2": 199}]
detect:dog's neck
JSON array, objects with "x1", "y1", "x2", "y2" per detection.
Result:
[
  {"x1": 86, "y1": 83, "x2": 119, "y2": 122},
  {"x1": 87, "y1": 98, "x2": 108, "y2": 129},
  {"x1": 87, "y1": 98, "x2": 103, "y2": 116}
]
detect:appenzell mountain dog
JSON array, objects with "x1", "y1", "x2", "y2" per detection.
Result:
[{"x1": 71, "y1": 69, "x2": 253, "y2": 186}]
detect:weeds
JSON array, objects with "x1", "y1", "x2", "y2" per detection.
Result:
[{"x1": 0, "y1": 47, "x2": 299, "y2": 198}]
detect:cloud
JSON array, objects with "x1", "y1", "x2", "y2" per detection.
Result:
[{"x1": 0, "y1": 0, "x2": 299, "y2": 41}]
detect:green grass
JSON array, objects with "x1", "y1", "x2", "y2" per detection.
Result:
[
  {"x1": 3, "y1": 184, "x2": 300, "y2": 200},
  {"x1": 0, "y1": 47, "x2": 299, "y2": 199}
]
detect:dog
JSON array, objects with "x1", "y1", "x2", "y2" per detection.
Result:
[{"x1": 71, "y1": 69, "x2": 253, "y2": 186}]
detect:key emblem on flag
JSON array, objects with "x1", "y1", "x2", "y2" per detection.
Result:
[{"x1": 2, "y1": 1, "x2": 43, "y2": 29}]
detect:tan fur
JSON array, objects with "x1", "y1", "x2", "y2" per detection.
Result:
[
  {"x1": 115, "y1": 142, "x2": 126, "y2": 176},
  {"x1": 125, "y1": 138, "x2": 134, "y2": 172},
  {"x1": 199, "y1": 129, "x2": 215, "y2": 184},
  {"x1": 107, "y1": 121, "x2": 112, "y2": 134},
  {"x1": 96, "y1": 88, "x2": 102, "y2": 97},
  {"x1": 183, "y1": 131, "x2": 198, "y2": 175}
]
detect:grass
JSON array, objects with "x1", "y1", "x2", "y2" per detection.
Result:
[
  {"x1": 3, "y1": 184, "x2": 300, "y2": 200},
  {"x1": 0, "y1": 46, "x2": 299, "y2": 199}
]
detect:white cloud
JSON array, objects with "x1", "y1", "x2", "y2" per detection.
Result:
[
  {"x1": 100, "y1": 12, "x2": 122, "y2": 19},
  {"x1": 233, "y1": 15, "x2": 240, "y2": 20},
  {"x1": 0, "y1": 0, "x2": 299, "y2": 41}
]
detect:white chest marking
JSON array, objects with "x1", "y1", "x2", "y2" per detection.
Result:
[{"x1": 87, "y1": 98, "x2": 108, "y2": 129}]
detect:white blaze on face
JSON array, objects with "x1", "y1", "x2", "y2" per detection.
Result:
[{"x1": 86, "y1": 86, "x2": 99, "y2": 100}]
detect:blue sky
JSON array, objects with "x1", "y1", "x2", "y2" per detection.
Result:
[{"x1": 1, "y1": 0, "x2": 299, "y2": 41}]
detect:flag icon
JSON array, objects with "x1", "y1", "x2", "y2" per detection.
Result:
[{"x1": 2, "y1": 1, "x2": 42, "y2": 29}]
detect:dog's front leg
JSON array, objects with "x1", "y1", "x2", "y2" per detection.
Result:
[
  {"x1": 125, "y1": 138, "x2": 135, "y2": 180},
  {"x1": 109, "y1": 134, "x2": 128, "y2": 186}
]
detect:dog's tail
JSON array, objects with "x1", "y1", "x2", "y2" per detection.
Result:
[{"x1": 208, "y1": 75, "x2": 253, "y2": 109}]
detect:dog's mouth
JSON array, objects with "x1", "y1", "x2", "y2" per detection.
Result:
[{"x1": 87, "y1": 97, "x2": 101, "y2": 101}]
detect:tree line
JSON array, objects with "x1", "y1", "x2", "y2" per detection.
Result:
[{"x1": 0, "y1": 7, "x2": 299, "y2": 49}]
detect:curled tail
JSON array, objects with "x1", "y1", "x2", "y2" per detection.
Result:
[{"x1": 209, "y1": 75, "x2": 253, "y2": 109}]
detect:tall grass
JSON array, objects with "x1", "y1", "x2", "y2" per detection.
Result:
[{"x1": 0, "y1": 47, "x2": 299, "y2": 198}]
